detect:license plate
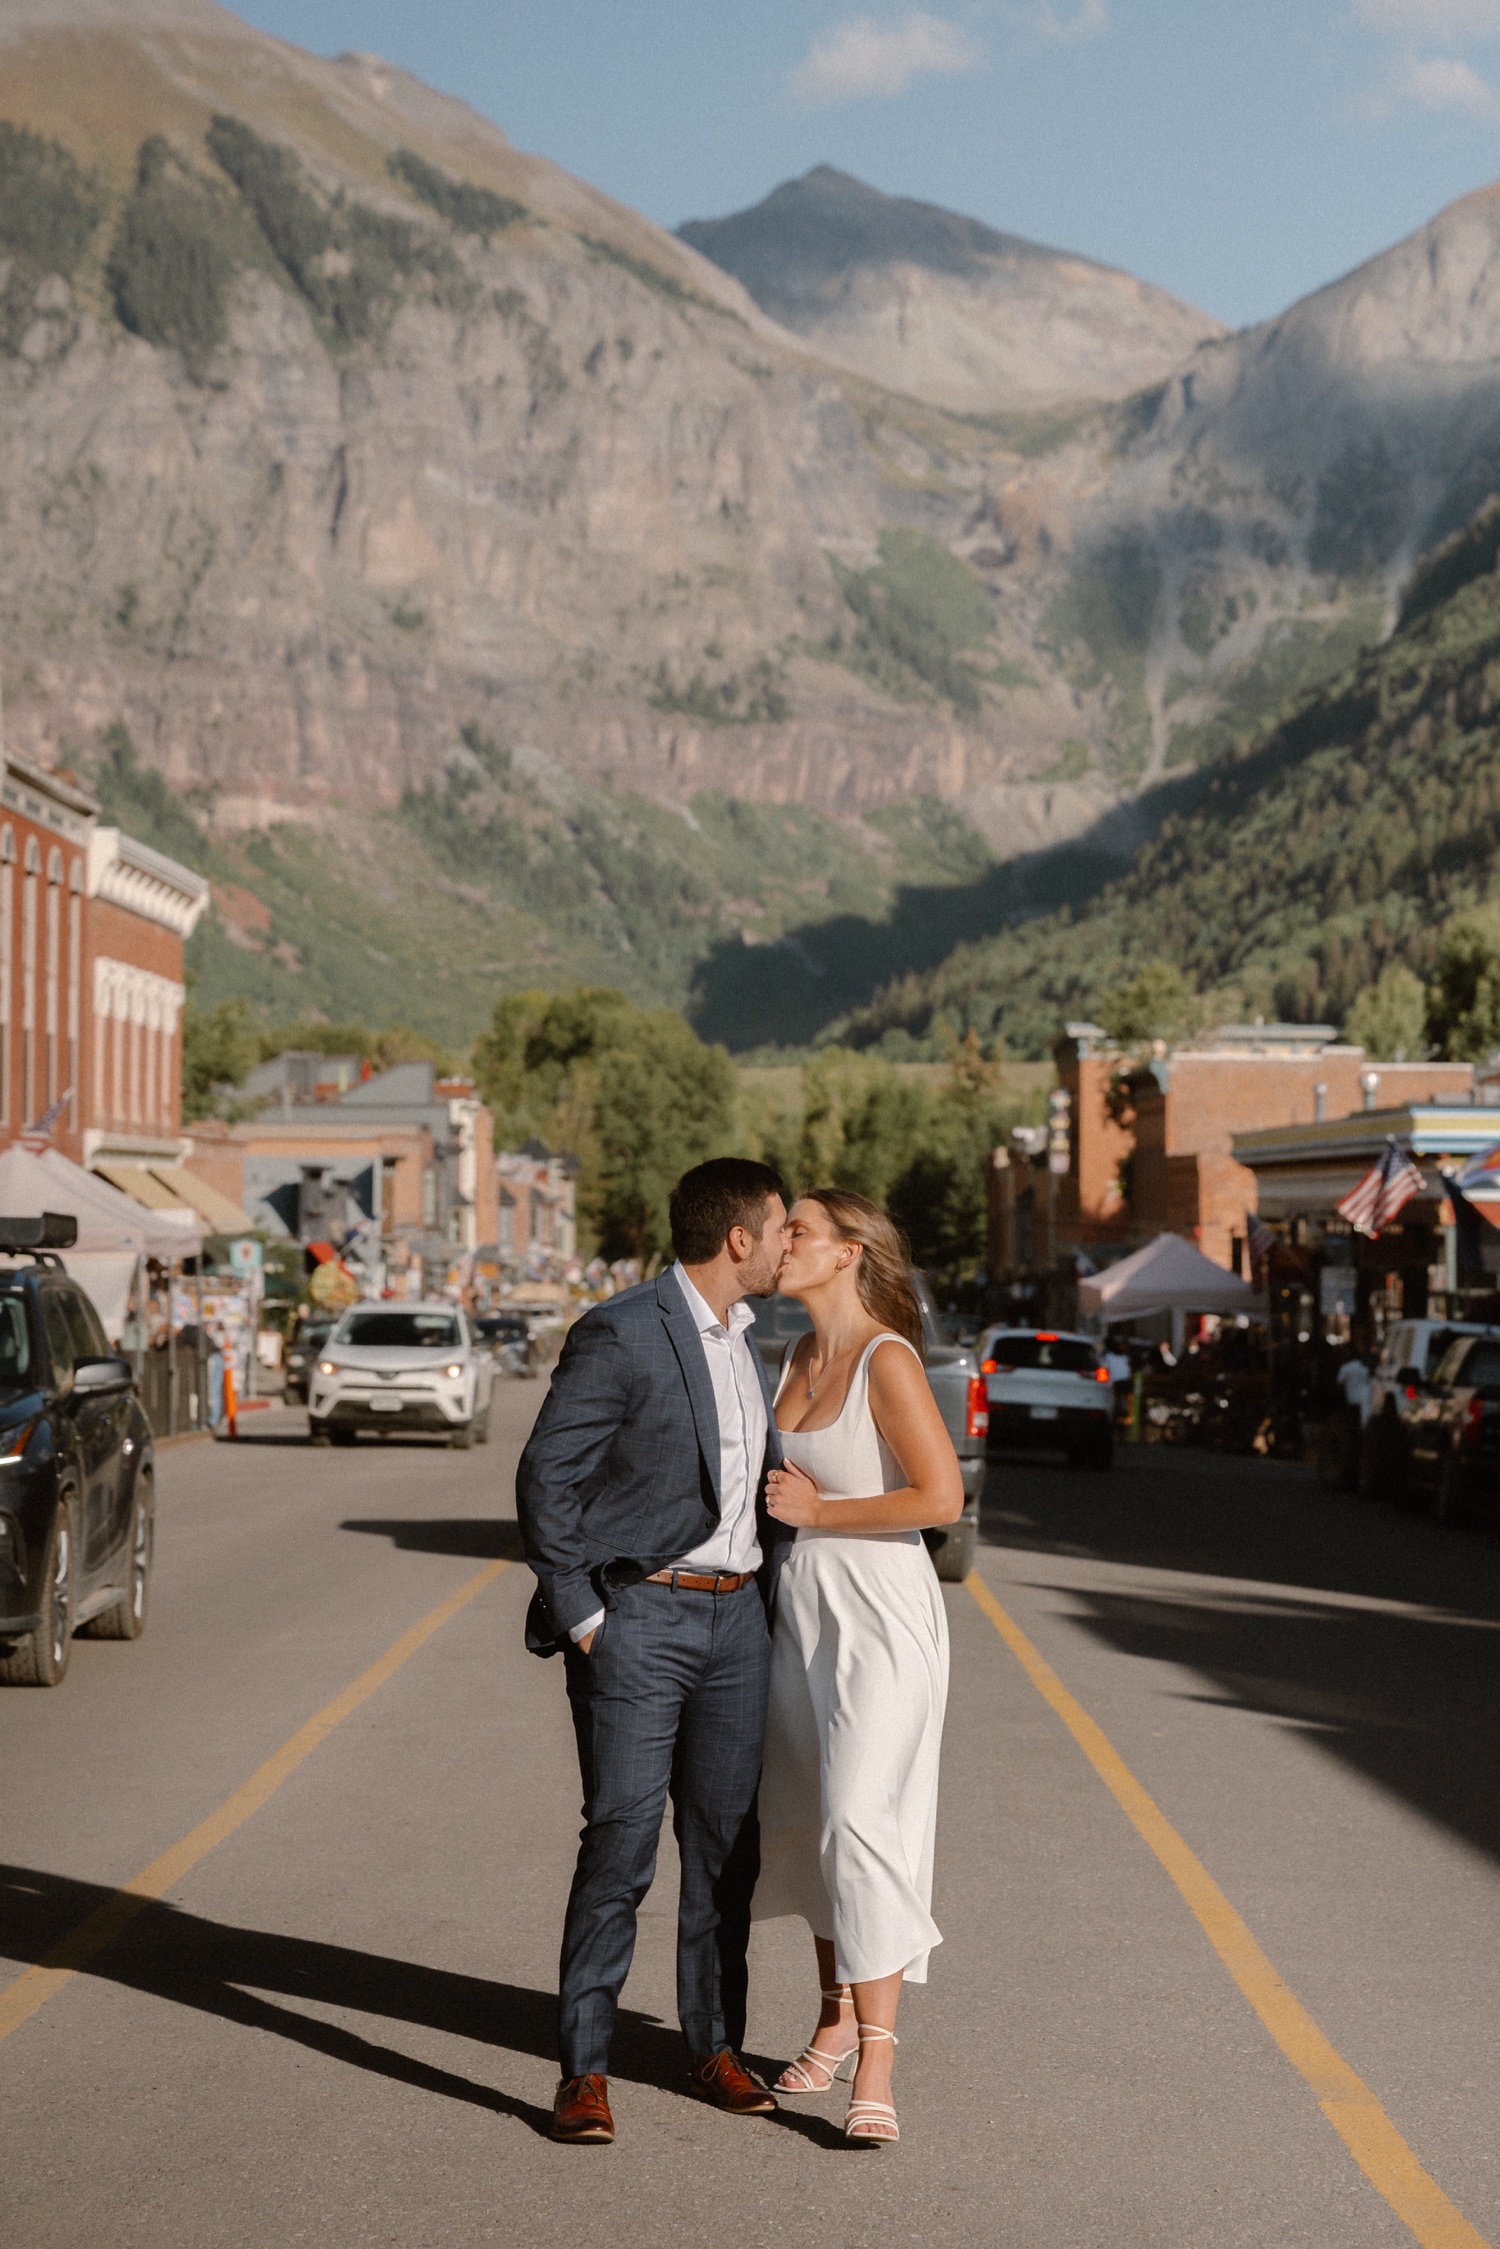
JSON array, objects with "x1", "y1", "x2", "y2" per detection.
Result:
[
  {"x1": 368, "y1": 1397, "x2": 403, "y2": 1412},
  {"x1": 1030, "y1": 1405, "x2": 1059, "y2": 1421}
]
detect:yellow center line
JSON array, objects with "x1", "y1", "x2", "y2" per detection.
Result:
[
  {"x1": 965, "y1": 1569, "x2": 1490, "y2": 2249},
  {"x1": 0, "y1": 1557, "x2": 512, "y2": 2046}
]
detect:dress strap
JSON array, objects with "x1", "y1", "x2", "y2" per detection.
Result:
[{"x1": 856, "y1": 1331, "x2": 924, "y2": 1379}]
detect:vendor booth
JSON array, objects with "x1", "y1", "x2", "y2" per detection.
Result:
[{"x1": 1079, "y1": 1231, "x2": 1264, "y2": 1350}]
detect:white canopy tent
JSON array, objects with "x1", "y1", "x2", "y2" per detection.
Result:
[
  {"x1": 0, "y1": 1143, "x2": 199, "y2": 1338},
  {"x1": 1078, "y1": 1232, "x2": 1264, "y2": 1338}
]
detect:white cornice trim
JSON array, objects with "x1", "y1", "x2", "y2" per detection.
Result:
[{"x1": 87, "y1": 827, "x2": 208, "y2": 938}]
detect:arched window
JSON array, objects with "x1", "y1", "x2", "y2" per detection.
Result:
[
  {"x1": 21, "y1": 836, "x2": 39, "y2": 1125},
  {"x1": 0, "y1": 829, "x2": 12, "y2": 1125}
]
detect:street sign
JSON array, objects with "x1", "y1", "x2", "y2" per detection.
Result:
[{"x1": 229, "y1": 1237, "x2": 263, "y2": 1275}]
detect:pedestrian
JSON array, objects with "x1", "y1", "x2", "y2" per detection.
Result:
[
  {"x1": 755, "y1": 1189, "x2": 964, "y2": 2145},
  {"x1": 516, "y1": 1157, "x2": 791, "y2": 2146}
]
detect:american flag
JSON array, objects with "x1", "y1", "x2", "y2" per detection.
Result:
[
  {"x1": 1246, "y1": 1209, "x2": 1276, "y2": 1279},
  {"x1": 1337, "y1": 1137, "x2": 1427, "y2": 1238},
  {"x1": 22, "y1": 1089, "x2": 72, "y2": 1141}
]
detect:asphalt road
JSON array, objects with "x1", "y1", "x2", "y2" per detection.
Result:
[{"x1": 4, "y1": 1389, "x2": 1500, "y2": 2249}]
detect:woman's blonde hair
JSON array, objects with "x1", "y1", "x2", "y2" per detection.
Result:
[{"x1": 802, "y1": 1188, "x2": 926, "y2": 1359}]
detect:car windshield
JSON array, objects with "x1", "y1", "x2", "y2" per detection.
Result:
[
  {"x1": 985, "y1": 1334, "x2": 1098, "y2": 1373},
  {"x1": 0, "y1": 1292, "x2": 33, "y2": 1394},
  {"x1": 336, "y1": 1311, "x2": 460, "y2": 1350},
  {"x1": 1458, "y1": 1341, "x2": 1500, "y2": 1398}
]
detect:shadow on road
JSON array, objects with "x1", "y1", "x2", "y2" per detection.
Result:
[
  {"x1": 340, "y1": 1517, "x2": 527, "y2": 1561},
  {"x1": 982, "y1": 1445, "x2": 1500, "y2": 1870},
  {"x1": 0, "y1": 1865, "x2": 838, "y2": 2144}
]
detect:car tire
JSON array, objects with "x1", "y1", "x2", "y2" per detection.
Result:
[
  {"x1": 0, "y1": 1496, "x2": 76, "y2": 1686},
  {"x1": 450, "y1": 1417, "x2": 477, "y2": 1450},
  {"x1": 82, "y1": 1475, "x2": 153, "y2": 1642},
  {"x1": 931, "y1": 1520, "x2": 976, "y2": 1583},
  {"x1": 308, "y1": 1422, "x2": 330, "y2": 1447},
  {"x1": 330, "y1": 1426, "x2": 358, "y2": 1447}
]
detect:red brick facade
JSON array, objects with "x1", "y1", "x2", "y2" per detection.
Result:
[
  {"x1": 1054, "y1": 1027, "x2": 1475, "y2": 1272},
  {"x1": 0, "y1": 756, "x2": 206, "y2": 1165}
]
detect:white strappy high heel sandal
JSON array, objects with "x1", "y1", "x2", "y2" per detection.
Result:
[
  {"x1": 844, "y1": 2023, "x2": 899, "y2": 2143},
  {"x1": 774, "y1": 1986, "x2": 859, "y2": 2095}
]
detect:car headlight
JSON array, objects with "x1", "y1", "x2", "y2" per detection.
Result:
[
  {"x1": 444, "y1": 1363, "x2": 464, "y2": 1379},
  {"x1": 318, "y1": 1360, "x2": 338, "y2": 1377},
  {"x1": 0, "y1": 1417, "x2": 39, "y2": 1463}
]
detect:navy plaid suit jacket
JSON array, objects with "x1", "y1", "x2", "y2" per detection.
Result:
[{"x1": 515, "y1": 1269, "x2": 789, "y2": 1652}]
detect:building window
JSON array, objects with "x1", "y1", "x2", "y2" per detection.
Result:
[
  {"x1": 21, "y1": 838, "x2": 39, "y2": 1129},
  {"x1": 66, "y1": 865, "x2": 81, "y2": 1131},
  {"x1": 499, "y1": 1190, "x2": 515, "y2": 1251},
  {"x1": 44, "y1": 849, "x2": 61, "y2": 1109},
  {"x1": 0, "y1": 826, "x2": 13, "y2": 1129}
]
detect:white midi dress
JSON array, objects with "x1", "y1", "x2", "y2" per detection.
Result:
[{"x1": 754, "y1": 1333, "x2": 950, "y2": 1985}]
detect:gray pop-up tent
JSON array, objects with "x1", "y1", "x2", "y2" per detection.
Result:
[
  {"x1": 1077, "y1": 1232, "x2": 1263, "y2": 1332},
  {"x1": 0, "y1": 1142, "x2": 198, "y2": 1335}
]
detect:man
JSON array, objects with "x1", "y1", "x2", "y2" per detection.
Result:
[{"x1": 516, "y1": 1157, "x2": 791, "y2": 2145}]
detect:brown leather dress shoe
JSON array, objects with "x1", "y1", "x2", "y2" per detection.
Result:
[
  {"x1": 552, "y1": 2074, "x2": 615, "y2": 2143},
  {"x1": 689, "y1": 2050, "x2": 778, "y2": 2114}
]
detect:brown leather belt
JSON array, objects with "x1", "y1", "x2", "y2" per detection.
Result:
[{"x1": 643, "y1": 1568, "x2": 754, "y2": 1594}]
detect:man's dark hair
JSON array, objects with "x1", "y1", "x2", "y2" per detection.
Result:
[{"x1": 670, "y1": 1158, "x2": 785, "y2": 1265}]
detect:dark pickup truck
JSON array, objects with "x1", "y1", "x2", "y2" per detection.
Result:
[{"x1": 750, "y1": 1278, "x2": 987, "y2": 1582}]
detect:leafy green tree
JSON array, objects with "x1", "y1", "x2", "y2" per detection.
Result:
[
  {"x1": 1096, "y1": 960, "x2": 1204, "y2": 1049},
  {"x1": 1345, "y1": 962, "x2": 1427, "y2": 1061},
  {"x1": 474, "y1": 987, "x2": 736, "y2": 1260},
  {"x1": 588, "y1": 1019, "x2": 736, "y2": 1261},
  {"x1": 182, "y1": 996, "x2": 256, "y2": 1120},
  {"x1": 1426, "y1": 906, "x2": 1500, "y2": 1061}
]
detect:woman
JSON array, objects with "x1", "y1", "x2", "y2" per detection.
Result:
[{"x1": 754, "y1": 1189, "x2": 963, "y2": 2145}]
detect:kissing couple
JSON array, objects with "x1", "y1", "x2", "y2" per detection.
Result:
[{"x1": 516, "y1": 1156, "x2": 965, "y2": 2148}]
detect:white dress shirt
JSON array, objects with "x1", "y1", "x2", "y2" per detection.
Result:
[{"x1": 568, "y1": 1265, "x2": 768, "y2": 1643}]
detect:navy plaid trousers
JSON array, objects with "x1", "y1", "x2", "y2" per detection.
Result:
[{"x1": 558, "y1": 1577, "x2": 771, "y2": 2078}]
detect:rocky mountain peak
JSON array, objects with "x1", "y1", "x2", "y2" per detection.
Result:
[{"x1": 680, "y1": 166, "x2": 1226, "y2": 414}]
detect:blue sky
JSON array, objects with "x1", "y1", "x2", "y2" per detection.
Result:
[{"x1": 229, "y1": 1, "x2": 1500, "y2": 328}]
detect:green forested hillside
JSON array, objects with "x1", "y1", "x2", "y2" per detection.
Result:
[
  {"x1": 87, "y1": 723, "x2": 998, "y2": 1053},
  {"x1": 834, "y1": 513, "x2": 1500, "y2": 1056}
]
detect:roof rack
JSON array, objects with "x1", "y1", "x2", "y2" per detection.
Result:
[{"x1": 0, "y1": 1211, "x2": 79, "y2": 1265}]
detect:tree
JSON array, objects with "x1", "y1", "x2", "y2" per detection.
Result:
[
  {"x1": 1345, "y1": 962, "x2": 1427, "y2": 1061},
  {"x1": 1426, "y1": 906, "x2": 1500, "y2": 1061},
  {"x1": 1095, "y1": 960, "x2": 1204, "y2": 1049},
  {"x1": 588, "y1": 1018, "x2": 736, "y2": 1261},
  {"x1": 473, "y1": 986, "x2": 736, "y2": 1260},
  {"x1": 181, "y1": 996, "x2": 256, "y2": 1120}
]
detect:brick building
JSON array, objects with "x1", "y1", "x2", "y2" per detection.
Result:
[
  {"x1": 182, "y1": 1061, "x2": 499, "y2": 1262},
  {"x1": 0, "y1": 753, "x2": 206, "y2": 1167},
  {"x1": 1046, "y1": 1021, "x2": 1474, "y2": 1273}
]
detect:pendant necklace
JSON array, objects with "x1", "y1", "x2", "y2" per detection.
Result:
[{"x1": 806, "y1": 1342, "x2": 847, "y2": 1400}]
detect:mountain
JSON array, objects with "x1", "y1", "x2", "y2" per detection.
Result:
[
  {"x1": 8, "y1": 1, "x2": 1500, "y2": 1055},
  {"x1": 818, "y1": 499, "x2": 1500, "y2": 1057},
  {"x1": 0, "y1": 0, "x2": 1108, "y2": 857},
  {"x1": 1025, "y1": 181, "x2": 1500, "y2": 791},
  {"x1": 678, "y1": 166, "x2": 1226, "y2": 416}
]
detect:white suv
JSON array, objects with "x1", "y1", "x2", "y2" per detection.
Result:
[
  {"x1": 307, "y1": 1301, "x2": 495, "y2": 1449},
  {"x1": 978, "y1": 1326, "x2": 1114, "y2": 1471}
]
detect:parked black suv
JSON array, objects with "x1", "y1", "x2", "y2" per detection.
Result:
[{"x1": 0, "y1": 1215, "x2": 155, "y2": 1687}]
